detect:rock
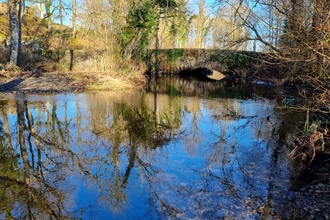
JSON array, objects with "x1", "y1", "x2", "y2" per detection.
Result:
[
  {"x1": 206, "y1": 70, "x2": 226, "y2": 80},
  {"x1": 317, "y1": 183, "x2": 324, "y2": 188}
]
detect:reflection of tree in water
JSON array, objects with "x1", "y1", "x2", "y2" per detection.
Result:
[
  {"x1": 120, "y1": 103, "x2": 175, "y2": 148},
  {"x1": 0, "y1": 95, "x2": 78, "y2": 219},
  {"x1": 0, "y1": 90, "x2": 291, "y2": 219},
  {"x1": 134, "y1": 96, "x2": 294, "y2": 219},
  {"x1": 0, "y1": 105, "x2": 22, "y2": 219},
  {"x1": 86, "y1": 93, "x2": 183, "y2": 213}
]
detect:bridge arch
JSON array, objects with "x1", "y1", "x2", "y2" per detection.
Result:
[{"x1": 145, "y1": 49, "x2": 271, "y2": 81}]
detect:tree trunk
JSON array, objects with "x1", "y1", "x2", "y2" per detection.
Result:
[
  {"x1": 18, "y1": 0, "x2": 23, "y2": 64},
  {"x1": 311, "y1": 0, "x2": 330, "y2": 76},
  {"x1": 45, "y1": 0, "x2": 52, "y2": 33},
  {"x1": 72, "y1": 0, "x2": 76, "y2": 37},
  {"x1": 59, "y1": 0, "x2": 63, "y2": 24},
  {"x1": 8, "y1": 0, "x2": 20, "y2": 65}
]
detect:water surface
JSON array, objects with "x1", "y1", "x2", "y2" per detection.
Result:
[{"x1": 0, "y1": 77, "x2": 303, "y2": 219}]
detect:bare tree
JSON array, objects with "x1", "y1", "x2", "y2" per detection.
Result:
[
  {"x1": 8, "y1": 0, "x2": 23, "y2": 65},
  {"x1": 211, "y1": 3, "x2": 249, "y2": 50},
  {"x1": 214, "y1": 0, "x2": 330, "y2": 77}
]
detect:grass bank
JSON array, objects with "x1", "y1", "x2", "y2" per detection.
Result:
[{"x1": 0, "y1": 49, "x2": 148, "y2": 92}]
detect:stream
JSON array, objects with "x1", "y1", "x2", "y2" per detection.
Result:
[{"x1": 0, "y1": 77, "x2": 308, "y2": 219}]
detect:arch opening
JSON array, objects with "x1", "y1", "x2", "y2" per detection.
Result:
[{"x1": 178, "y1": 68, "x2": 225, "y2": 81}]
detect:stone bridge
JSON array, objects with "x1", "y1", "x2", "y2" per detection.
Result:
[{"x1": 146, "y1": 49, "x2": 277, "y2": 80}]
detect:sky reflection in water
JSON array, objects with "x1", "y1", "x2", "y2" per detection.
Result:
[{"x1": 0, "y1": 79, "x2": 299, "y2": 219}]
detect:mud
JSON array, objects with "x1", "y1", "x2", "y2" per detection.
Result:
[
  {"x1": 0, "y1": 72, "x2": 85, "y2": 93},
  {"x1": 293, "y1": 152, "x2": 330, "y2": 219}
]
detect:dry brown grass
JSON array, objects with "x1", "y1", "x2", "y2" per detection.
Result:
[
  {"x1": 71, "y1": 51, "x2": 148, "y2": 90},
  {"x1": 0, "y1": 48, "x2": 9, "y2": 64},
  {"x1": 4, "y1": 62, "x2": 20, "y2": 72},
  {"x1": 288, "y1": 85, "x2": 330, "y2": 166},
  {"x1": 83, "y1": 71, "x2": 147, "y2": 91},
  {"x1": 290, "y1": 126, "x2": 329, "y2": 166},
  {"x1": 74, "y1": 51, "x2": 116, "y2": 72},
  {"x1": 1, "y1": 47, "x2": 148, "y2": 92}
]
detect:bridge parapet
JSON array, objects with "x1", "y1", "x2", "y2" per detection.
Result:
[{"x1": 146, "y1": 49, "x2": 274, "y2": 79}]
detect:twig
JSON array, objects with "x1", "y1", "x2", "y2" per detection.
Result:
[
  {"x1": 304, "y1": 109, "x2": 309, "y2": 131},
  {"x1": 322, "y1": 158, "x2": 330, "y2": 163},
  {"x1": 306, "y1": 75, "x2": 327, "y2": 91}
]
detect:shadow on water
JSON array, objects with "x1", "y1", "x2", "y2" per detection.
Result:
[
  {"x1": 0, "y1": 78, "x2": 307, "y2": 219},
  {"x1": 147, "y1": 76, "x2": 284, "y2": 100}
]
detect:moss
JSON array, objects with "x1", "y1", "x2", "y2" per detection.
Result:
[
  {"x1": 163, "y1": 49, "x2": 184, "y2": 63},
  {"x1": 43, "y1": 50, "x2": 66, "y2": 61},
  {"x1": 211, "y1": 51, "x2": 248, "y2": 70}
]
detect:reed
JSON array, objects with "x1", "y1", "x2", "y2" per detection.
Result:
[
  {"x1": 83, "y1": 71, "x2": 147, "y2": 91},
  {"x1": 74, "y1": 51, "x2": 116, "y2": 72},
  {"x1": 72, "y1": 52, "x2": 147, "y2": 91}
]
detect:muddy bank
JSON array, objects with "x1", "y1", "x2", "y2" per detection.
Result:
[
  {"x1": 0, "y1": 71, "x2": 146, "y2": 93},
  {"x1": 293, "y1": 152, "x2": 330, "y2": 219},
  {"x1": 0, "y1": 72, "x2": 85, "y2": 93}
]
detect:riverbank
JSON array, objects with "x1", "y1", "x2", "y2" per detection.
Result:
[
  {"x1": 293, "y1": 151, "x2": 330, "y2": 219},
  {"x1": 288, "y1": 86, "x2": 330, "y2": 219},
  {"x1": 0, "y1": 71, "x2": 147, "y2": 93}
]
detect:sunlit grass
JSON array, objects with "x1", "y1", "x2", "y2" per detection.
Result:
[{"x1": 83, "y1": 71, "x2": 147, "y2": 91}]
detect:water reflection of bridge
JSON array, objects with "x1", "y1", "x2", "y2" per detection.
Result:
[{"x1": 147, "y1": 76, "x2": 282, "y2": 99}]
